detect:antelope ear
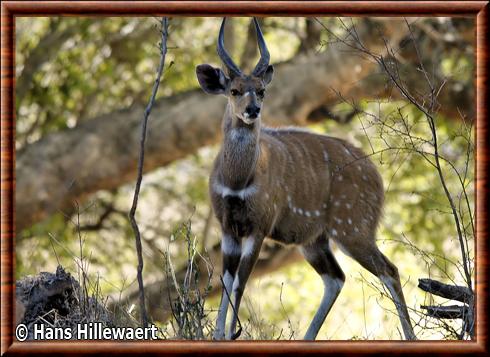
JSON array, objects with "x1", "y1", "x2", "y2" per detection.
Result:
[
  {"x1": 262, "y1": 65, "x2": 274, "y2": 85},
  {"x1": 196, "y1": 64, "x2": 229, "y2": 95}
]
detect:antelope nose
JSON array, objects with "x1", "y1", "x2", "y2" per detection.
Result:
[{"x1": 245, "y1": 106, "x2": 260, "y2": 119}]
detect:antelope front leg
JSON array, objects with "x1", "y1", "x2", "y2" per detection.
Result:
[
  {"x1": 213, "y1": 234, "x2": 241, "y2": 340},
  {"x1": 228, "y1": 235, "x2": 264, "y2": 339}
]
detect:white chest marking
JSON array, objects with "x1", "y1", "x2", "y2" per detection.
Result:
[{"x1": 213, "y1": 182, "x2": 257, "y2": 199}]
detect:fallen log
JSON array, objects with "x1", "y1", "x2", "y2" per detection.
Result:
[
  {"x1": 418, "y1": 278, "x2": 474, "y2": 338},
  {"x1": 418, "y1": 278, "x2": 473, "y2": 304},
  {"x1": 420, "y1": 305, "x2": 469, "y2": 319}
]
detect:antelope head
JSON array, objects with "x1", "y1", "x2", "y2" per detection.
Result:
[{"x1": 196, "y1": 18, "x2": 274, "y2": 127}]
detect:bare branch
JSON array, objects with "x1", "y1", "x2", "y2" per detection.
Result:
[
  {"x1": 128, "y1": 17, "x2": 169, "y2": 328},
  {"x1": 420, "y1": 305, "x2": 469, "y2": 319},
  {"x1": 418, "y1": 279, "x2": 473, "y2": 304}
]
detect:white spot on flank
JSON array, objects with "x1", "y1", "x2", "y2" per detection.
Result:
[
  {"x1": 315, "y1": 210, "x2": 321, "y2": 217},
  {"x1": 242, "y1": 237, "x2": 255, "y2": 257},
  {"x1": 341, "y1": 194, "x2": 347, "y2": 199},
  {"x1": 298, "y1": 208, "x2": 304, "y2": 215},
  {"x1": 293, "y1": 207, "x2": 297, "y2": 213},
  {"x1": 354, "y1": 227, "x2": 360, "y2": 233},
  {"x1": 265, "y1": 193, "x2": 270, "y2": 199},
  {"x1": 362, "y1": 175, "x2": 368, "y2": 181},
  {"x1": 360, "y1": 192, "x2": 365, "y2": 198},
  {"x1": 343, "y1": 231, "x2": 346, "y2": 236},
  {"x1": 323, "y1": 150, "x2": 329, "y2": 162},
  {"x1": 344, "y1": 148, "x2": 351, "y2": 155},
  {"x1": 305, "y1": 211, "x2": 311, "y2": 217},
  {"x1": 213, "y1": 182, "x2": 257, "y2": 199},
  {"x1": 273, "y1": 203, "x2": 277, "y2": 210},
  {"x1": 357, "y1": 165, "x2": 362, "y2": 171},
  {"x1": 287, "y1": 195, "x2": 292, "y2": 202},
  {"x1": 348, "y1": 218, "x2": 352, "y2": 225},
  {"x1": 331, "y1": 229, "x2": 338, "y2": 236},
  {"x1": 346, "y1": 203, "x2": 352, "y2": 209},
  {"x1": 334, "y1": 201, "x2": 340, "y2": 207},
  {"x1": 323, "y1": 203, "x2": 327, "y2": 209},
  {"x1": 354, "y1": 183, "x2": 359, "y2": 189},
  {"x1": 334, "y1": 218, "x2": 342, "y2": 224},
  {"x1": 337, "y1": 175, "x2": 343, "y2": 181}
]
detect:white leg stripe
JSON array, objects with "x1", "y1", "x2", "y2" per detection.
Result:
[
  {"x1": 242, "y1": 237, "x2": 255, "y2": 257},
  {"x1": 222, "y1": 235, "x2": 241, "y2": 256},
  {"x1": 232, "y1": 275, "x2": 240, "y2": 293}
]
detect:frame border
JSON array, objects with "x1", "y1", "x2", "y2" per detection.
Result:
[{"x1": 1, "y1": 1, "x2": 488, "y2": 355}]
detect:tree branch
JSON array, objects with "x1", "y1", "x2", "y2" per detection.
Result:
[
  {"x1": 418, "y1": 278, "x2": 473, "y2": 304},
  {"x1": 420, "y1": 305, "x2": 469, "y2": 319},
  {"x1": 18, "y1": 19, "x2": 452, "y2": 234},
  {"x1": 128, "y1": 17, "x2": 169, "y2": 328}
]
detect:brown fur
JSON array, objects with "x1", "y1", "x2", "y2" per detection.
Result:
[{"x1": 211, "y1": 124, "x2": 384, "y2": 247}]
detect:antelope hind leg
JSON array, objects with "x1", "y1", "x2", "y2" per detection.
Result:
[
  {"x1": 341, "y1": 241, "x2": 417, "y2": 340},
  {"x1": 300, "y1": 236, "x2": 345, "y2": 340}
]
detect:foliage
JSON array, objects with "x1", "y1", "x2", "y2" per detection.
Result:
[
  {"x1": 163, "y1": 220, "x2": 214, "y2": 339},
  {"x1": 15, "y1": 17, "x2": 475, "y2": 340}
]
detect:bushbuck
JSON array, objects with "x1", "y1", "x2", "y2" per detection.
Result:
[{"x1": 196, "y1": 17, "x2": 416, "y2": 341}]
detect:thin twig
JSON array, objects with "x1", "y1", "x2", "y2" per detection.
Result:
[{"x1": 128, "y1": 17, "x2": 170, "y2": 328}]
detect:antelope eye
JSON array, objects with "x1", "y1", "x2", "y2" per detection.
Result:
[{"x1": 230, "y1": 89, "x2": 241, "y2": 96}]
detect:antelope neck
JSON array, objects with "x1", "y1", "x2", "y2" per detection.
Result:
[{"x1": 220, "y1": 112, "x2": 260, "y2": 190}]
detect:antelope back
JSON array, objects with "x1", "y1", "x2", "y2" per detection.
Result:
[{"x1": 259, "y1": 129, "x2": 384, "y2": 246}]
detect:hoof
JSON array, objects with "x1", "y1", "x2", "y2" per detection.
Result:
[{"x1": 212, "y1": 331, "x2": 225, "y2": 340}]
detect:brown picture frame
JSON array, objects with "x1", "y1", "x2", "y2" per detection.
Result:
[{"x1": 1, "y1": 1, "x2": 488, "y2": 355}]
